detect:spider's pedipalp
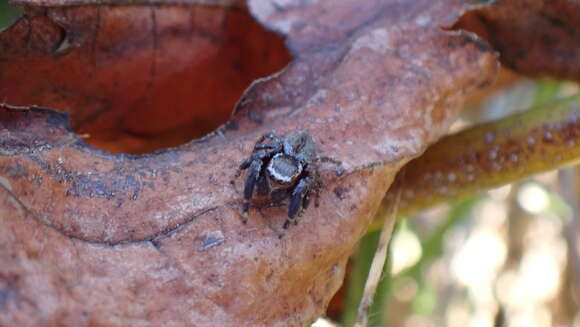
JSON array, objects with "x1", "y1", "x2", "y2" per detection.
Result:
[
  {"x1": 271, "y1": 188, "x2": 291, "y2": 203},
  {"x1": 256, "y1": 173, "x2": 271, "y2": 196}
]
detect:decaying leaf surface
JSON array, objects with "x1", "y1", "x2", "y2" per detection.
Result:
[{"x1": 0, "y1": 0, "x2": 498, "y2": 326}]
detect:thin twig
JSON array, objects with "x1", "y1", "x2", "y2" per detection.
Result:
[{"x1": 354, "y1": 185, "x2": 401, "y2": 327}]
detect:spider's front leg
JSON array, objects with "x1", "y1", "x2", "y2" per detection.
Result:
[
  {"x1": 303, "y1": 165, "x2": 323, "y2": 210},
  {"x1": 253, "y1": 132, "x2": 283, "y2": 152},
  {"x1": 242, "y1": 160, "x2": 263, "y2": 218},
  {"x1": 239, "y1": 151, "x2": 269, "y2": 218},
  {"x1": 315, "y1": 156, "x2": 342, "y2": 166},
  {"x1": 284, "y1": 176, "x2": 314, "y2": 229}
]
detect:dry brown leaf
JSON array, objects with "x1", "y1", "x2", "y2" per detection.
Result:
[
  {"x1": 0, "y1": 3, "x2": 291, "y2": 153},
  {"x1": 455, "y1": 0, "x2": 580, "y2": 82},
  {"x1": 0, "y1": 0, "x2": 498, "y2": 326}
]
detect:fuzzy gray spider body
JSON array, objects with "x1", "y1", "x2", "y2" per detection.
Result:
[{"x1": 239, "y1": 130, "x2": 335, "y2": 229}]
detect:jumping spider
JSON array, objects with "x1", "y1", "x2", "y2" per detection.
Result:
[{"x1": 238, "y1": 130, "x2": 340, "y2": 229}]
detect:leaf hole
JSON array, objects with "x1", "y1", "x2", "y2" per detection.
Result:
[
  {"x1": 80, "y1": 7, "x2": 292, "y2": 154},
  {"x1": 0, "y1": 5, "x2": 291, "y2": 154}
]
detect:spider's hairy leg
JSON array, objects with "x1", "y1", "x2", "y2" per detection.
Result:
[
  {"x1": 239, "y1": 150, "x2": 269, "y2": 170},
  {"x1": 315, "y1": 156, "x2": 344, "y2": 176},
  {"x1": 239, "y1": 157, "x2": 253, "y2": 170},
  {"x1": 239, "y1": 150, "x2": 269, "y2": 216},
  {"x1": 239, "y1": 153, "x2": 261, "y2": 170},
  {"x1": 254, "y1": 143, "x2": 282, "y2": 151},
  {"x1": 305, "y1": 165, "x2": 323, "y2": 208},
  {"x1": 248, "y1": 132, "x2": 283, "y2": 157},
  {"x1": 254, "y1": 132, "x2": 282, "y2": 148},
  {"x1": 243, "y1": 159, "x2": 264, "y2": 217},
  {"x1": 284, "y1": 176, "x2": 313, "y2": 229},
  {"x1": 316, "y1": 156, "x2": 342, "y2": 166}
]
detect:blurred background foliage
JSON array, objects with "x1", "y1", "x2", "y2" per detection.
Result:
[
  {"x1": 1, "y1": 2, "x2": 579, "y2": 327},
  {"x1": 321, "y1": 77, "x2": 580, "y2": 327}
]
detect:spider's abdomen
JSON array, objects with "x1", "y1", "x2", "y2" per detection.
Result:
[{"x1": 267, "y1": 153, "x2": 303, "y2": 184}]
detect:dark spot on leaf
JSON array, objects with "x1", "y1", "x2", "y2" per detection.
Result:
[{"x1": 333, "y1": 187, "x2": 349, "y2": 200}]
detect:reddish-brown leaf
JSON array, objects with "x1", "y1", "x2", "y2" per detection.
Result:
[
  {"x1": 455, "y1": 0, "x2": 580, "y2": 82},
  {"x1": 0, "y1": 3, "x2": 291, "y2": 153},
  {"x1": 0, "y1": 0, "x2": 499, "y2": 326}
]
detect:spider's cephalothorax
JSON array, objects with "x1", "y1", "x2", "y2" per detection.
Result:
[{"x1": 239, "y1": 130, "x2": 335, "y2": 229}]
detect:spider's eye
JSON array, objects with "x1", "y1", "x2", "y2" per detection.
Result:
[{"x1": 267, "y1": 154, "x2": 302, "y2": 184}]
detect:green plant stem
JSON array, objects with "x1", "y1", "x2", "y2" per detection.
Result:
[
  {"x1": 341, "y1": 230, "x2": 381, "y2": 327},
  {"x1": 366, "y1": 225, "x2": 394, "y2": 327}
]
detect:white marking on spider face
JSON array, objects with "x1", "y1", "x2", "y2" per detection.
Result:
[
  {"x1": 267, "y1": 154, "x2": 302, "y2": 184},
  {"x1": 268, "y1": 166, "x2": 295, "y2": 183}
]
